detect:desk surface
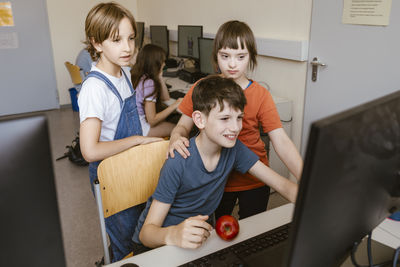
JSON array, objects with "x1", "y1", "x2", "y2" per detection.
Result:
[
  {"x1": 107, "y1": 203, "x2": 400, "y2": 267},
  {"x1": 372, "y1": 217, "x2": 400, "y2": 249},
  {"x1": 108, "y1": 204, "x2": 294, "y2": 267}
]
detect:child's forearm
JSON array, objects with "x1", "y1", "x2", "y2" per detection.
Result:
[
  {"x1": 273, "y1": 141, "x2": 303, "y2": 181},
  {"x1": 139, "y1": 223, "x2": 172, "y2": 248},
  {"x1": 140, "y1": 214, "x2": 212, "y2": 249},
  {"x1": 81, "y1": 135, "x2": 162, "y2": 162},
  {"x1": 159, "y1": 79, "x2": 170, "y2": 101},
  {"x1": 249, "y1": 161, "x2": 298, "y2": 203},
  {"x1": 147, "y1": 104, "x2": 178, "y2": 126},
  {"x1": 269, "y1": 128, "x2": 303, "y2": 181},
  {"x1": 169, "y1": 115, "x2": 193, "y2": 142}
]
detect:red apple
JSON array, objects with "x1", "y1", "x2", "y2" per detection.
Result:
[{"x1": 215, "y1": 215, "x2": 240, "y2": 241}]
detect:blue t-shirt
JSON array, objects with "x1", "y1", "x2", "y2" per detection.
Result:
[{"x1": 132, "y1": 137, "x2": 258, "y2": 244}]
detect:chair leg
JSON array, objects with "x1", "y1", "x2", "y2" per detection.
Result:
[{"x1": 94, "y1": 180, "x2": 111, "y2": 265}]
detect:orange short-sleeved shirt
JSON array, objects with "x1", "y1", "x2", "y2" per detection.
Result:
[{"x1": 179, "y1": 80, "x2": 282, "y2": 192}]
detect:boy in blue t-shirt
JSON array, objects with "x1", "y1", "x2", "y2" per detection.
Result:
[{"x1": 133, "y1": 75, "x2": 298, "y2": 250}]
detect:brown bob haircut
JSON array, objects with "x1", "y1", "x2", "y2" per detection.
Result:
[
  {"x1": 212, "y1": 20, "x2": 257, "y2": 71},
  {"x1": 84, "y1": 2, "x2": 137, "y2": 61}
]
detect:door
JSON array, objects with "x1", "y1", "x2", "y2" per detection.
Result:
[
  {"x1": 0, "y1": 0, "x2": 58, "y2": 116},
  {"x1": 301, "y1": 0, "x2": 400, "y2": 153}
]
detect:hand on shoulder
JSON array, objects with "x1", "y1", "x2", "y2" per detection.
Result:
[{"x1": 167, "y1": 135, "x2": 190, "y2": 159}]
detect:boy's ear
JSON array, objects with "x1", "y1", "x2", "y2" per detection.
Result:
[{"x1": 192, "y1": 110, "x2": 206, "y2": 130}]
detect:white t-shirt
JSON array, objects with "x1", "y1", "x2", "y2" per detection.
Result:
[{"x1": 78, "y1": 64, "x2": 132, "y2": 141}]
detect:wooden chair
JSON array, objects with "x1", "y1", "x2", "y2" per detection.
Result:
[
  {"x1": 94, "y1": 140, "x2": 170, "y2": 264},
  {"x1": 64, "y1": 61, "x2": 82, "y2": 85}
]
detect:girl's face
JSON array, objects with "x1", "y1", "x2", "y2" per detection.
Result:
[
  {"x1": 94, "y1": 17, "x2": 135, "y2": 76},
  {"x1": 217, "y1": 39, "x2": 250, "y2": 85}
]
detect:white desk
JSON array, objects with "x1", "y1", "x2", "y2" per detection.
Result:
[
  {"x1": 163, "y1": 76, "x2": 193, "y2": 93},
  {"x1": 107, "y1": 203, "x2": 400, "y2": 267},
  {"x1": 107, "y1": 204, "x2": 294, "y2": 267},
  {"x1": 372, "y1": 218, "x2": 400, "y2": 249},
  {"x1": 162, "y1": 76, "x2": 192, "y2": 107}
]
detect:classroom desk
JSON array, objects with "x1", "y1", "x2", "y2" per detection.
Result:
[
  {"x1": 107, "y1": 203, "x2": 294, "y2": 267},
  {"x1": 107, "y1": 203, "x2": 400, "y2": 267},
  {"x1": 164, "y1": 76, "x2": 193, "y2": 94},
  {"x1": 372, "y1": 217, "x2": 400, "y2": 249}
]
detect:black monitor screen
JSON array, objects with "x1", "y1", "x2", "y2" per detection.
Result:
[
  {"x1": 285, "y1": 90, "x2": 400, "y2": 266},
  {"x1": 150, "y1": 25, "x2": 169, "y2": 57},
  {"x1": 199, "y1": 37, "x2": 214, "y2": 75},
  {"x1": 0, "y1": 115, "x2": 66, "y2": 267},
  {"x1": 135, "y1": 21, "x2": 144, "y2": 50},
  {"x1": 178, "y1": 25, "x2": 203, "y2": 60}
]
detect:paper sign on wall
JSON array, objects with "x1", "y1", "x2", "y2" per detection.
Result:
[
  {"x1": 0, "y1": 32, "x2": 18, "y2": 49},
  {"x1": 342, "y1": 0, "x2": 392, "y2": 26},
  {"x1": 0, "y1": 2, "x2": 14, "y2": 26}
]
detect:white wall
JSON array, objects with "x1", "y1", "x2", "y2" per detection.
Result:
[
  {"x1": 45, "y1": 0, "x2": 312, "y2": 149},
  {"x1": 45, "y1": 0, "x2": 138, "y2": 107},
  {"x1": 136, "y1": 0, "x2": 312, "y2": 149}
]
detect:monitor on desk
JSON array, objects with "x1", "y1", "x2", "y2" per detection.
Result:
[
  {"x1": 0, "y1": 115, "x2": 66, "y2": 267},
  {"x1": 285, "y1": 90, "x2": 400, "y2": 266},
  {"x1": 150, "y1": 25, "x2": 169, "y2": 57},
  {"x1": 198, "y1": 37, "x2": 215, "y2": 75},
  {"x1": 178, "y1": 25, "x2": 203, "y2": 62},
  {"x1": 135, "y1": 21, "x2": 145, "y2": 50}
]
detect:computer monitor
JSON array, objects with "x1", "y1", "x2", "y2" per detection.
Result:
[
  {"x1": 198, "y1": 37, "x2": 214, "y2": 75},
  {"x1": 150, "y1": 25, "x2": 169, "y2": 57},
  {"x1": 135, "y1": 21, "x2": 144, "y2": 50},
  {"x1": 178, "y1": 25, "x2": 203, "y2": 60},
  {"x1": 285, "y1": 90, "x2": 400, "y2": 266},
  {"x1": 0, "y1": 115, "x2": 66, "y2": 267}
]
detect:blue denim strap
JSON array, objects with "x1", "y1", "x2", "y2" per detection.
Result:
[{"x1": 121, "y1": 68, "x2": 134, "y2": 94}]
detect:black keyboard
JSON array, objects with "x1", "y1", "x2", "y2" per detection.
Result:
[
  {"x1": 163, "y1": 70, "x2": 180, "y2": 77},
  {"x1": 179, "y1": 223, "x2": 290, "y2": 267},
  {"x1": 169, "y1": 90, "x2": 186, "y2": 99}
]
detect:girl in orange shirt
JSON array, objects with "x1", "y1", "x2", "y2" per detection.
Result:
[{"x1": 168, "y1": 20, "x2": 303, "y2": 220}]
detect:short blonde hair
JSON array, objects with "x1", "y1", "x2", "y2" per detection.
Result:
[{"x1": 84, "y1": 2, "x2": 137, "y2": 61}]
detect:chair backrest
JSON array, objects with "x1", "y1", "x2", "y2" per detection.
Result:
[
  {"x1": 64, "y1": 61, "x2": 82, "y2": 85},
  {"x1": 97, "y1": 140, "x2": 169, "y2": 218}
]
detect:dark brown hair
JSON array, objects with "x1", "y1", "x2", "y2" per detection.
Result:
[
  {"x1": 212, "y1": 20, "x2": 257, "y2": 71},
  {"x1": 131, "y1": 44, "x2": 166, "y2": 110},
  {"x1": 192, "y1": 75, "x2": 246, "y2": 115},
  {"x1": 84, "y1": 2, "x2": 137, "y2": 61}
]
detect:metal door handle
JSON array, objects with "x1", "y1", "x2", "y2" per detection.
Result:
[{"x1": 310, "y1": 57, "x2": 326, "y2": 81}]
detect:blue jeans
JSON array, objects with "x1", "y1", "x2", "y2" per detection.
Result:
[{"x1": 89, "y1": 162, "x2": 145, "y2": 261}]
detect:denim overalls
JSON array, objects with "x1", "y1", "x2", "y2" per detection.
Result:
[{"x1": 86, "y1": 69, "x2": 144, "y2": 262}]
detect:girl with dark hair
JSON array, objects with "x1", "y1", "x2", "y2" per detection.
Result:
[{"x1": 132, "y1": 44, "x2": 182, "y2": 137}]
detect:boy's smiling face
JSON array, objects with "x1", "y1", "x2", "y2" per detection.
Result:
[{"x1": 199, "y1": 100, "x2": 244, "y2": 148}]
